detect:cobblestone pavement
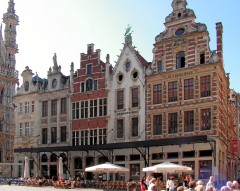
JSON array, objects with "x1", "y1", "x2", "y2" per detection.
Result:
[{"x1": 0, "y1": 185, "x2": 119, "y2": 191}]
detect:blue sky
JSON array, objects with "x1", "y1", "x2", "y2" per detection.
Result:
[{"x1": 0, "y1": 0, "x2": 239, "y2": 92}]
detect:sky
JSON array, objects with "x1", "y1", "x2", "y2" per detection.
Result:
[{"x1": 0, "y1": 0, "x2": 239, "y2": 92}]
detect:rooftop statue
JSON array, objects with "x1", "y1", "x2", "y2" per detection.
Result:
[{"x1": 124, "y1": 24, "x2": 133, "y2": 36}]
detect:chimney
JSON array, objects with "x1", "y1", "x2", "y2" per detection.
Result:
[{"x1": 216, "y1": 22, "x2": 223, "y2": 60}]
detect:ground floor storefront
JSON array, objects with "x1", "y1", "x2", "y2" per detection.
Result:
[{"x1": 14, "y1": 135, "x2": 239, "y2": 185}]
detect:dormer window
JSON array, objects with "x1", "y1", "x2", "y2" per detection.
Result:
[
  {"x1": 200, "y1": 53, "x2": 205, "y2": 64},
  {"x1": 86, "y1": 64, "x2": 92, "y2": 75},
  {"x1": 176, "y1": 51, "x2": 185, "y2": 69}
]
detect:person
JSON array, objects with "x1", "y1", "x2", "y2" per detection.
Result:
[
  {"x1": 146, "y1": 176, "x2": 152, "y2": 187},
  {"x1": 148, "y1": 178, "x2": 157, "y2": 191},
  {"x1": 187, "y1": 181, "x2": 196, "y2": 191},
  {"x1": 206, "y1": 176, "x2": 215, "y2": 188},
  {"x1": 177, "y1": 186, "x2": 184, "y2": 191},
  {"x1": 221, "y1": 186, "x2": 231, "y2": 191},
  {"x1": 166, "y1": 177, "x2": 170, "y2": 191},
  {"x1": 127, "y1": 182, "x2": 137, "y2": 191},
  {"x1": 226, "y1": 181, "x2": 234, "y2": 190},
  {"x1": 141, "y1": 178, "x2": 148, "y2": 191},
  {"x1": 156, "y1": 178, "x2": 162, "y2": 191},
  {"x1": 233, "y1": 180, "x2": 239, "y2": 190},
  {"x1": 178, "y1": 175, "x2": 184, "y2": 186},
  {"x1": 206, "y1": 186, "x2": 215, "y2": 191},
  {"x1": 184, "y1": 175, "x2": 189, "y2": 188},
  {"x1": 169, "y1": 177, "x2": 175, "y2": 191}
]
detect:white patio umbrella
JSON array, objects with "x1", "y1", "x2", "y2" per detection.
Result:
[
  {"x1": 85, "y1": 162, "x2": 129, "y2": 173},
  {"x1": 85, "y1": 162, "x2": 129, "y2": 189},
  {"x1": 23, "y1": 156, "x2": 30, "y2": 178},
  {"x1": 143, "y1": 161, "x2": 192, "y2": 173},
  {"x1": 58, "y1": 157, "x2": 63, "y2": 179}
]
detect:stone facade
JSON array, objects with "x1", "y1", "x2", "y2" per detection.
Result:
[
  {"x1": 14, "y1": 55, "x2": 73, "y2": 178},
  {"x1": 0, "y1": 0, "x2": 18, "y2": 177},
  {"x1": 146, "y1": 0, "x2": 238, "y2": 183}
]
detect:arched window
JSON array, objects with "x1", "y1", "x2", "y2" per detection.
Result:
[
  {"x1": 86, "y1": 79, "x2": 93, "y2": 91},
  {"x1": 60, "y1": 153, "x2": 67, "y2": 163},
  {"x1": 41, "y1": 154, "x2": 48, "y2": 162},
  {"x1": 50, "y1": 154, "x2": 57, "y2": 162},
  {"x1": 74, "y1": 157, "x2": 82, "y2": 169},
  {"x1": 176, "y1": 51, "x2": 185, "y2": 69}
]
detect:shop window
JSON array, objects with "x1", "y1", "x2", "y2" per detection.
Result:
[
  {"x1": 130, "y1": 164, "x2": 140, "y2": 180},
  {"x1": 199, "y1": 150, "x2": 212, "y2": 157},
  {"x1": 130, "y1": 154, "x2": 140, "y2": 161},
  {"x1": 115, "y1": 155, "x2": 125, "y2": 162},
  {"x1": 183, "y1": 151, "x2": 195, "y2": 158},
  {"x1": 74, "y1": 158, "x2": 82, "y2": 169},
  {"x1": 167, "y1": 152, "x2": 179, "y2": 159},
  {"x1": 152, "y1": 153, "x2": 163, "y2": 160},
  {"x1": 199, "y1": 160, "x2": 212, "y2": 179}
]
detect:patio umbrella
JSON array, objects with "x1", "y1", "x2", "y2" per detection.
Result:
[
  {"x1": 23, "y1": 156, "x2": 30, "y2": 178},
  {"x1": 85, "y1": 162, "x2": 129, "y2": 189},
  {"x1": 143, "y1": 161, "x2": 192, "y2": 173},
  {"x1": 85, "y1": 162, "x2": 129, "y2": 173},
  {"x1": 58, "y1": 157, "x2": 63, "y2": 179}
]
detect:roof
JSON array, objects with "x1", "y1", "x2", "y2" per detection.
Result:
[{"x1": 134, "y1": 50, "x2": 149, "y2": 67}]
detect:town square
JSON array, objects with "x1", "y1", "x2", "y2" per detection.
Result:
[{"x1": 0, "y1": 0, "x2": 240, "y2": 191}]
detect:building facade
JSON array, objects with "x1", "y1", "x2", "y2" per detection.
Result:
[
  {"x1": 0, "y1": 0, "x2": 19, "y2": 177},
  {"x1": 108, "y1": 33, "x2": 149, "y2": 181},
  {"x1": 14, "y1": 55, "x2": 73, "y2": 178},
  {"x1": 70, "y1": 44, "x2": 110, "y2": 178},
  {"x1": 146, "y1": 0, "x2": 238, "y2": 183}
]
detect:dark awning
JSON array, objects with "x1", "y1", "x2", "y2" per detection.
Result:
[{"x1": 14, "y1": 135, "x2": 208, "y2": 153}]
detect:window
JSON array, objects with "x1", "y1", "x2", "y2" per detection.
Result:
[
  {"x1": 90, "y1": 100, "x2": 98, "y2": 117},
  {"x1": 72, "y1": 131, "x2": 79, "y2": 146},
  {"x1": 19, "y1": 103, "x2": 23, "y2": 113},
  {"x1": 89, "y1": 129, "x2": 98, "y2": 145},
  {"x1": 153, "y1": 115, "x2": 162, "y2": 135},
  {"x1": 132, "y1": 88, "x2": 139, "y2": 108},
  {"x1": 86, "y1": 64, "x2": 92, "y2": 74},
  {"x1": 25, "y1": 122, "x2": 29, "y2": 136},
  {"x1": 176, "y1": 51, "x2": 185, "y2": 69},
  {"x1": 61, "y1": 98, "x2": 67, "y2": 114},
  {"x1": 42, "y1": 128, "x2": 48, "y2": 144},
  {"x1": 153, "y1": 84, "x2": 162, "y2": 104},
  {"x1": 51, "y1": 127, "x2": 57, "y2": 143},
  {"x1": 94, "y1": 80, "x2": 98, "y2": 90},
  {"x1": 200, "y1": 53, "x2": 205, "y2": 64},
  {"x1": 201, "y1": 108, "x2": 211, "y2": 130},
  {"x1": 117, "y1": 90, "x2": 124, "y2": 110},
  {"x1": 25, "y1": 102, "x2": 29, "y2": 113},
  {"x1": 19, "y1": 123, "x2": 23, "y2": 136},
  {"x1": 169, "y1": 113, "x2": 178, "y2": 134},
  {"x1": 84, "y1": 101, "x2": 88, "y2": 118},
  {"x1": 30, "y1": 121, "x2": 34, "y2": 136},
  {"x1": 131, "y1": 117, "x2": 139, "y2": 137},
  {"x1": 31, "y1": 101, "x2": 35, "y2": 112},
  {"x1": 99, "y1": 129, "x2": 107, "y2": 145},
  {"x1": 42, "y1": 101, "x2": 48, "y2": 117},
  {"x1": 184, "y1": 111, "x2": 194, "y2": 132},
  {"x1": 200, "y1": 75, "x2": 211, "y2": 97},
  {"x1": 86, "y1": 79, "x2": 93, "y2": 91},
  {"x1": 199, "y1": 160, "x2": 212, "y2": 179},
  {"x1": 51, "y1": 99, "x2": 57, "y2": 116},
  {"x1": 81, "y1": 82, "x2": 85, "y2": 92},
  {"x1": 184, "y1": 78, "x2": 194, "y2": 100},
  {"x1": 99, "y1": 98, "x2": 107, "y2": 116},
  {"x1": 0, "y1": 90, "x2": 3, "y2": 104},
  {"x1": 117, "y1": 119, "x2": 124, "y2": 138},
  {"x1": 168, "y1": 81, "x2": 178, "y2": 102},
  {"x1": 61, "y1": 126, "x2": 66, "y2": 142},
  {"x1": 157, "y1": 61, "x2": 163, "y2": 73}
]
